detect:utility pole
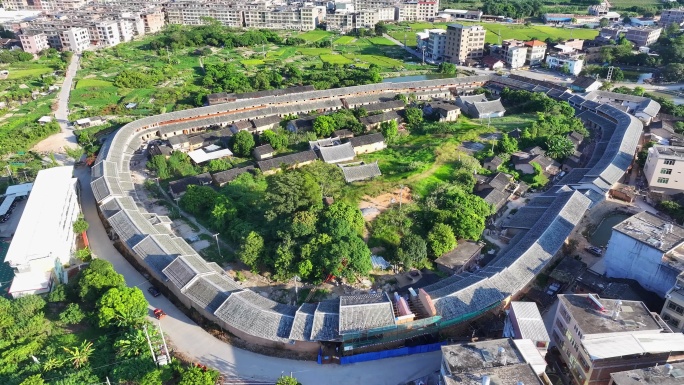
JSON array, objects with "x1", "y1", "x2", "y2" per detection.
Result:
[
  {"x1": 399, "y1": 184, "x2": 404, "y2": 210},
  {"x1": 421, "y1": 46, "x2": 425, "y2": 65},
  {"x1": 158, "y1": 321, "x2": 171, "y2": 365},
  {"x1": 213, "y1": 233, "x2": 222, "y2": 258},
  {"x1": 606, "y1": 66, "x2": 614, "y2": 82}
]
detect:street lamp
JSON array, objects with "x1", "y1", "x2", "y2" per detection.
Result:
[{"x1": 212, "y1": 233, "x2": 222, "y2": 258}]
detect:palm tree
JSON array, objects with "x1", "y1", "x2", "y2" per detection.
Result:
[{"x1": 62, "y1": 341, "x2": 93, "y2": 369}]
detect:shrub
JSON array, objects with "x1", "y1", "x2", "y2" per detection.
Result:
[{"x1": 59, "y1": 303, "x2": 85, "y2": 324}]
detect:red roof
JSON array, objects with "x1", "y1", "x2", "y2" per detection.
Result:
[{"x1": 525, "y1": 40, "x2": 546, "y2": 47}]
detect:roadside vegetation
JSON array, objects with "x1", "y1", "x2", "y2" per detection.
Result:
[{"x1": 0, "y1": 259, "x2": 219, "y2": 385}]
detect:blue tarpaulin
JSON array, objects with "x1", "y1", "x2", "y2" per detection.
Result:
[{"x1": 339, "y1": 342, "x2": 445, "y2": 365}]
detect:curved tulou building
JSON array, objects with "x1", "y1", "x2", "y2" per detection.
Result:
[{"x1": 90, "y1": 74, "x2": 657, "y2": 356}]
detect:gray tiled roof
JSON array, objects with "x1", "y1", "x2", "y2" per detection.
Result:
[
  {"x1": 250, "y1": 115, "x2": 281, "y2": 128},
  {"x1": 183, "y1": 273, "x2": 243, "y2": 313},
  {"x1": 211, "y1": 166, "x2": 255, "y2": 185},
  {"x1": 213, "y1": 291, "x2": 296, "y2": 342},
  {"x1": 360, "y1": 111, "x2": 401, "y2": 126},
  {"x1": 311, "y1": 299, "x2": 340, "y2": 341},
  {"x1": 288, "y1": 303, "x2": 317, "y2": 341},
  {"x1": 132, "y1": 234, "x2": 188, "y2": 277},
  {"x1": 348, "y1": 133, "x2": 385, "y2": 147},
  {"x1": 469, "y1": 99, "x2": 506, "y2": 116},
  {"x1": 318, "y1": 142, "x2": 356, "y2": 164},
  {"x1": 339, "y1": 162, "x2": 381, "y2": 182},
  {"x1": 256, "y1": 150, "x2": 318, "y2": 172},
  {"x1": 93, "y1": 72, "x2": 653, "y2": 341}
]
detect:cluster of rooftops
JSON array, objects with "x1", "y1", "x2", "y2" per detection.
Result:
[{"x1": 88, "y1": 74, "x2": 658, "y2": 346}]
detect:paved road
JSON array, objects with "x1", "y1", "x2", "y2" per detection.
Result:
[
  {"x1": 76, "y1": 168, "x2": 441, "y2": 385},
  {"x1": 32, "y1": 54, "x2": 80, "y2": 153}
]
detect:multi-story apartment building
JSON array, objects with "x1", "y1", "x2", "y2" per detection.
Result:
[
  {"x1": 60, "y1": 27, "x2": 89, "y2": 52},
  {"x1": 661, "y1": 272, "x2": 684, "y2": 332},
  {"x1": 117, "y1": 19, "x2": 135, "y2": 42},
  {"x1": 502, "y1": 40, "x2": 527, "y2": 68},
  {"x1": 660, "y1": 8, "x2": 684, "y2": 27},
  {"x1": 609, "y1": 362, "x2": 684, "y2": 385},
  {"x1": 625, "y1": 27, "x2": 662, "y2": 47},
  {"x1": 325, "y1": 12, "x2": 355, "y2": 32},
  {"x1": 602, "y1": 211, "x2": 684, "y2": 297},
  {"x1": 644, "y1": 145, "x2": 684, "y2": 193},
  {"x1": 545, "y1": 53, "x2": 583, "y2": 75},
  {"x1": 416, "y1": 28, "x2": 446, "y2": 61},
  {"x1": 5, "y1": 167, "x2": 80, "y2": 298},
  {"x1": 552, "y1": 294, "x2": 684, "y2": 385},
  {"x1": 356, "y1": 7, "x2": 394, "y2": 29},
  {"x1": 165, "y1": 2, "x2": 244, "y2": 28},
  {"x1": 444, "y1": 23, "x2": 485, "y2": 64},
  {"x1": 524, "y1": 39, "x2": 547, "y2": 66},
  {"x1": 19, "y1": 30, "x2": 49, "y2": 53},
  {"x1": 90, "y1": 19, "x2": 121, "y2": 47},
  {"x1": 141, "y1": 8, "x2": 165, "y2": 33}
]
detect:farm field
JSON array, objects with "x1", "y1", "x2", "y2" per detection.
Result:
[
  {"x1": 298, "y1": 29, "x2": 334, "y2": 42},
  {"x1": 390, "y1": 22, "x2": 599, "y2": 46},
  {"x1": 334, "y1": 36, "x2": 356, "y2": 45},
  {"x1": 75, "y1": 78, "x2": 113, "y2": 89},
  {"x1": 7, "y1": 67, "x2": 53, "y2": 79}
]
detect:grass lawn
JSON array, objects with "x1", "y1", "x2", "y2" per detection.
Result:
[
  {"x1": 489, "y1": 113, "x2": 537, "y2": 133},
  {"x1": 390, "y1": 22, "x2": 598, "y2": 46},
  {"x1": 320, "y1": 54, "x2": 353, "y2": 65},
  {"x1": 299, "y1": 29, "x2": 334, "y2": 42},
  {"x1": 7, "y1": 67, "x2": 52, "y2": 79},
  {"x1": 367, "y1": 37, "x2": 396, "y2": 46},
  {"x1": 334, "y1": 36, "x2": 356, "y2": 45},
  {"x1": 75, "y1": 78, "x2": 114, "y2": 89},
  {"x1": 241, "y1": 59, "x2": 265, "y2": 66},
  {"x1": 297, "y1": 47, "x2": 333, "y2": 56},
  {"x1": 345, "y1": 54, "x2": 405, "y2": 69}
]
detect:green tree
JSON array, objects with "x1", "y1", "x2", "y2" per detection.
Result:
[
  {"x1": 260, "y1": 129, "x2": 288, "y2": 150},
  {"x1": 276, "y1": 375, "x2": 300, "y2": 385},
  {"x1": 238, "y1": 231, "x2": 264, "y2": 270},
  {"x1": 599, "y1": 18, "x2": 609, "y2": 27},
  {"x1": 380, "y1": 120, "x2": 398, "y2": 143},
  {"x1": 397, "y1": 233, "x2": 428, "y2": 269},
  {"x1": 20, "y1": 374, "x2": 45, "y2": 385},
  {"x1": 545, "y1": 135, "x2": 574, "y2": 159},
  {"x1": 72, "y1": 217, "x2": 89, "y2": 234},
  {"x1": 62, "y1": 341, "x2": 93, "y2": 369},
  {"x1": 232, "y1": 130, "x2": 255, "y2": 157},
  {"x1": 180, "y1": 185, "x2": 219, "y2": 216},
  {"x1": 178, "y1": 365, "x2": 219, "y2": 385},
  {"x1": 321, "y1": 201, "x2": 365, "y2": 237},
  {"x1": 97, "y1": 287, "x2": 148, "y2": 328},
  {"x1": 497, "y1": 133, "x2": 518, "y2": 154},
  {"x1": 265, "y1": 171, "x2": 322, "y2": 219},
  {"x1": 313, "y1": 115, "x2": 336, "y2": 137},
  {"x1": 374, "y1": 22, "x2": 388, "y2": 36},
  {"x1": 404, "y1": 107, "x2": 423, "y2": 128},
  {"x1": 438, "y1": 62, "x2": 457, "y2": 75},
  {"x1": 77, "y1": 259, "x2": 126, "y2": 303},
  {"x1": 59, "y1": 303, "x2": 85, "y2": 324},
  {"x1": 147, "y1": 155, "x2": 170, "y2": 179},
  {"x1": 427, "y1": 223, "x2": 457, "y2": 258}
]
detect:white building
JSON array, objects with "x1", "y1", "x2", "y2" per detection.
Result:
[
  {"x1": 504, "y1": 302, "x2": 550, "y2": 356},
  {"x1": 644, "y1": 145, "x2": 684, "y2": 193},
  {"x1": 91, "y1": 20, "x2": 121, "y2": 47},
  {"x1": 552, "y1": 294, "x2": 684, "y2": 385},
  {"x1": 661, "y1": 272, "x2": 684, "y2": 332},
  {"x1": 19, "y1": 30, "x2": 48, "y2": 54},
  {"x1": 505, "y1": 44, "x2": 527, "y2": 69},
  {"x1": 445, "y1": 23, "x2": 486, "y2": 64},
  {"x1": 603, "y1": 211, "x2": 684, "y2": 297},
  {"x1": 60, "y1": 27, "x2": 89, "y2": 52},
  {"x1": 416, "y1": 28, "x2": 446, "y2": 62},
  {"x1": 5, "y1": 166, "x2": 80, "y2": 298},
  {"x1": 545, "y1": 53, "x2": 583, "y2": 75}
]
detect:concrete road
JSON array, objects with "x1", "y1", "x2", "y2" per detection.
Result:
[
  {"x1": 33, "y1": 54, "x2": 80, "y2": 153},
  {"x1": 76, "y1": 168, "x2": 441, "y2": 385}
]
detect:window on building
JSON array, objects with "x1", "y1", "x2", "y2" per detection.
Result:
[
  {"x1": 668, "y1": 301, "x2": 684, "y2": 315},
  {"x1": 661, "y1": 168, "x2": 673, "y2": 175},
  {"x1": 658, "y1": 177, "x2": 670, "y2": 184},
  {"x1": 663, "y1": 313, "x2": 680, "y2": 328},
  {"x1": 665, "y1": 159, "x2": 676, "y2": 165}
]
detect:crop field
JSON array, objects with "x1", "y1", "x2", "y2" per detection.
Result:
[
  {"x1": 391, "y1": 22, "x2": 598, "y2": 46},
  {"x1": 345, "y1": 54, "x2": 405, "y2": 69},
  {"x1": 75, "y1": 78, "x2": 113, "y2": 89},
  {"x1": 367, "y1": 37, "x2": 396, "y2": 46},
  {"x1": 334, "y1": 36, "x2": 356, "y2": 45},
  {"x1": 7, "y1": 67, "x2": 53, "y2": 79},
  {"x1": 266, "y1": 46, "x2": 298, "y2": 59},
  {"x1": 298, "y1": 29, "x2": 334, "y2": 42},
  {"x1": 319, "y1": 54, "x2": 353, "y2": 65},
  {"x1": 297, "y1": 47, "x2": 333, "y2": 56},
  {"x1": 241, "y1": 59, "x2": 266, "y2": 66}
]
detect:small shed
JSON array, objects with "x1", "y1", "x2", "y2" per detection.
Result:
[
  {"x1": 434, "y1": 240, "x2": 483, "y2": 275},
  {"x1": 38, "y1": 116, "x2": 53, "y2": 124}
]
